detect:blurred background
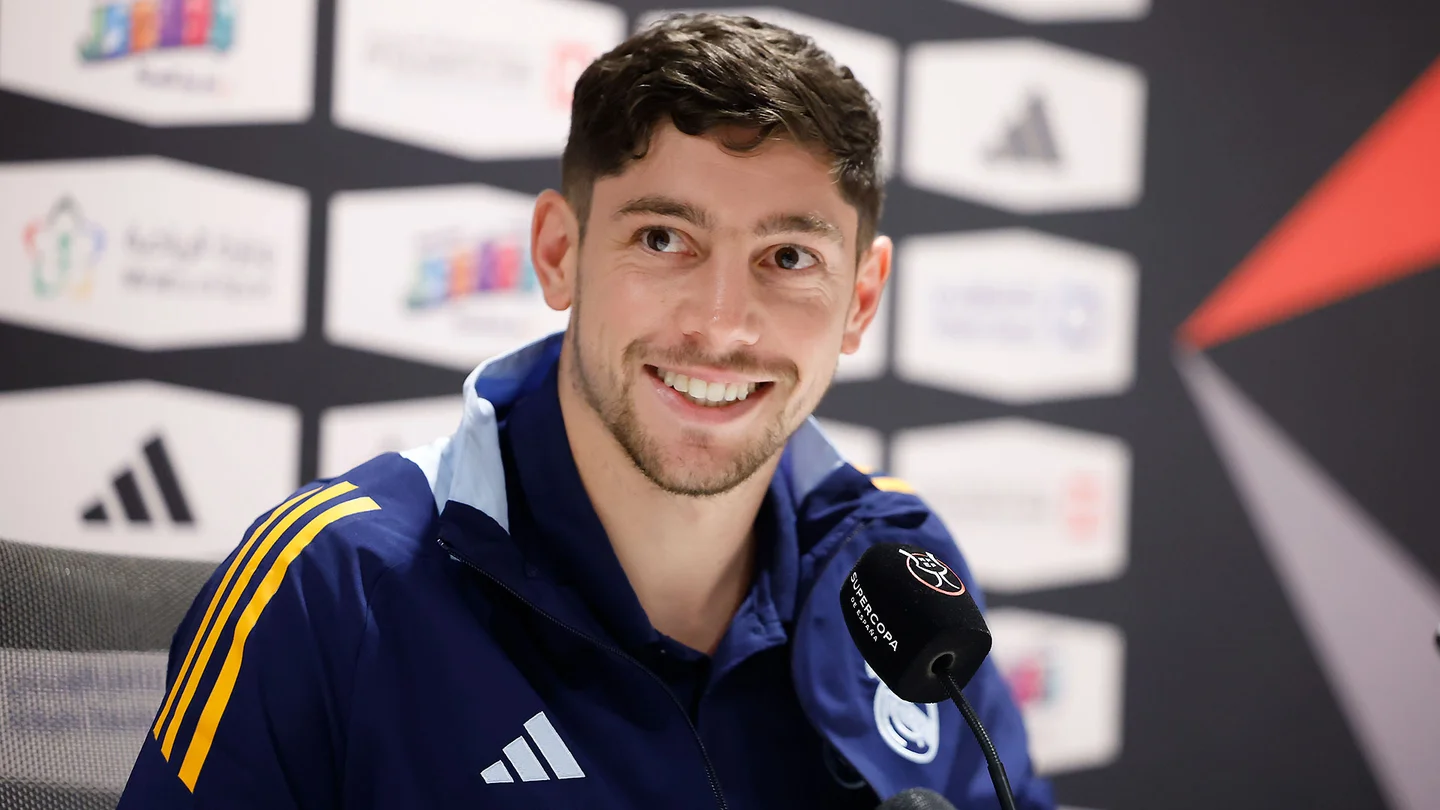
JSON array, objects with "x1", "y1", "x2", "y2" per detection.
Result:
[{"x1": 0, "y1": 0, "x2": 1437, "y2": 808}]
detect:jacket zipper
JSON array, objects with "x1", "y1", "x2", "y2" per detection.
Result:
[{"x1": 437, "y1": 537, "x2": 730, "y2": 810}]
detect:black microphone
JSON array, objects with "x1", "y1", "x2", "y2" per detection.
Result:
[
  {"x1": 841, "y1": 543, "x2": 1019, "y2": 810},
  {"x1": 875, "y1": 787, "x2": 957, "y2": 809}
]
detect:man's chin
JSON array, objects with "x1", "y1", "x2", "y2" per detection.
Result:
[{"x1": 636, "y1": 451, "x2": 769, "y2": 498}]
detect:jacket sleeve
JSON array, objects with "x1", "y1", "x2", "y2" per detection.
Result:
[{"x1": 117, "y1": 483, "x2": 380, "y2": 808}]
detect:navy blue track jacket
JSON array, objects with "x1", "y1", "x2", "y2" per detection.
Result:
[{"x1": 118, "y1": 333, "x2": 1054, "y2": 809}]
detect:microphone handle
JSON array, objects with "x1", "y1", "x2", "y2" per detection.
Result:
[{"x1": 939, "y1": 670, "x2": 1019, "y2": 810}]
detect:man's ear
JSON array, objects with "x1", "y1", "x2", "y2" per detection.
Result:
[
  {"x1": 531, "y1": 189, "x2": 581, "y2": 312},
  {"x1": 841, "y1": 234, "x2": 893, "y2": 355}
]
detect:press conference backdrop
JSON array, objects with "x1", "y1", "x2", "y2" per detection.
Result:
[{"x1": 0, "y1": 0, "x2": 1436, "y2": 808}]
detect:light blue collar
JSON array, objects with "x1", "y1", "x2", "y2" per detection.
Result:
[{"x1": 402, "y1": 332, "x2": 849, "y2": 530}]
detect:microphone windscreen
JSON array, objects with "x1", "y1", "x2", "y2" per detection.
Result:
[
  {"x1": 840, "y1": 543, "x2": 991, "y2": 703},
  {"x1": 874, "y1": 787, "x2": 958, "y2": 809}
]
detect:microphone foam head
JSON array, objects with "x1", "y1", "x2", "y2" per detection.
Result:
[
  {"x1": 875, "y1": 787, "x2": 959, "y2": 810},
  {"x1": 840, "y1": 543, "x2": 991, "y2": 703}
]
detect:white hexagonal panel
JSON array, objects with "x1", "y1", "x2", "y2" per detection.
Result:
[
  {"x1": 326, "y1": 184, "x2": 570, "y2": 369},
  {"x1": 904, "y1": 39, "x2": 1146, "y2": 213},
  {"x1": 895, "y1": 228, "x2": 1137, "y2": 404},
  {"x1": 0, "y1": 382, "x2": 300, "y2": 561},
  {"x1": 637, "y1": 7, "x2": 899, "y2": 178},
  {"x1": 0, "y1": 157, "x2": 308, "y2": 349},
  {"x1": 333, "y1": 0, "x2": 625, "y2": 160},
  {"x1": 0, "y1": 0, "x2": 316, "y2": 126},
  {"x1": 812, "y1": 419, "x2": 883, "y2": 474},
  {"x1": 945, "y1": 0, "x2": 1150, "y2": 23},
  {"x1": 988, "y1": 609, "x2": 1126, "y2": 775},
  {"x1": 319, "y1": 395, "x2": 463, "y2": 479},
  {"x1": 892, "y1": 418, "x2": 1131, "y2": 593}
]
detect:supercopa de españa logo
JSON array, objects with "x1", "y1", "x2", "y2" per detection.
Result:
[
  {"x1": 901, "y1": 548, "x2": 967, "y2": 596},
  {"x1": 849, "y1": 571, "x2": 899, "y2": 652}
]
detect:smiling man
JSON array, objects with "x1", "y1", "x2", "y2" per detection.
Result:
[{"x1": 119, "y1": 14, "x2": 1052, "y2": 810}]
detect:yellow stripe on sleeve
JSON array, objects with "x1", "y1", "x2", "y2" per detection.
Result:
[
  {"x1": 159, "y1": 482, "x2": 357, "y2": 758},
  {"x1": 152, "y1": 487, "x2": 320, "y2": 743},
  {"x1": 870, "y1": 476, "x2": 917, "y2": 494},
  {"x1": 177, "y1": 496, "x2": 381, "y2": 791}
]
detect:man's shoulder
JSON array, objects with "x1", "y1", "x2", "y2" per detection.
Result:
[
  {"x1": 235, "y1": 451, "x2": 448, "y2": 598},
  {"x1": 801, "y1": 462, "x2": 983, "y2": 598}
]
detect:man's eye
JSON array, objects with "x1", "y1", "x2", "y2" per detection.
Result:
[
  {"x1": 773, "y1": 245, "x2": 818, "y2": 271},
  {"x1": 642, "y1": 227, "x2": 685, "y2": 253}
]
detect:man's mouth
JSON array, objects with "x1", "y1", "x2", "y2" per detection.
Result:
[{"x1": 648, "y1": 366, "x2": 772, "y2": 408}]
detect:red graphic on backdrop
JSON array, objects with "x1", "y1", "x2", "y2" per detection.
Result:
[{"x1": 1181, "y1": 59, "x2": 1440, "y2": 349}]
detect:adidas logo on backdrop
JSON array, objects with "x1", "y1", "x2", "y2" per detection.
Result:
[
  {"x1": 81, "y1": 435, "x2": 195, "y2": 526},
  {"x1": 987, "y1": 92, "x2": 1063, "y2": 166}
]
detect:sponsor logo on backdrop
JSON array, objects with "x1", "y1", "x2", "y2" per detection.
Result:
[
  {"x1": 986, "y1": 92, "x2": 1061, "y2": 166},
  {"x1": 332, "y1": 0, "x2": 625, "y2": 160},
  {"x1": 360, "y1": 32, "x2": 591, "y2": 109},
  {"x1": 1002, "y1": 647, "x2": 1061, "y2": 710},
  {"x1": 903, "y1": 39, "x2": 1147, "y2": 213},
  {"x1": 896, "y1": 229, "x2": 1138, "y2": 404},
  {"x1": 79, "y1": 0, "x2": 236, "y2": 62},
  {"x1": 25, "y1": 196, "x2": 277, "y2": 299},
  {"x1": 988, "y1": 609, "x2": 1125, "y2": 775},
  {"x1": 0, "y1": 381, "x2": 300, "y2": 561},
  {"x1": 891, "y1": 418, "x2": 1131, "y2": 593},
  {"x1": 637, "y1": 7, "x2": 899, "y2": 178},
  {"x1": 0, "y1": 648, "x2": 168, "y2": 790},
  {"x1": 318, "y1": 396, "x2": 463, "y2": 479},
  {"x1": 944, "y1": 0, "x2": 1150, "y2": 23},
  {"x1": 0, "y1": 0, "x2": 314, "y2": 124},
  {"x1": 406, "y1": 229, "x2": 537, "y2": 310},
  {"x1": 0, "y1": 157, "x2": 307, "y2": 349},
  {"x1": 80, "y1": 435, "x2": 195, "y2": 527},
  {"x1": 24, "y1": 196, "x2": 106, "y2": 300},
  {"x1": 77, "y1": 0, "x2": 237, "y2": 95},
  {"x1": 327, "y1": 184, "x2": 569, "y2": 370}
]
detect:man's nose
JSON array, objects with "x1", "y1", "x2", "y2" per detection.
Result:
[{"x1": 677, "y1": 252, "x2": 761, "y2": 350}]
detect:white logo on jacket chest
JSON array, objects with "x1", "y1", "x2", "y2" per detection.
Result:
[
  {"x1": 866, "y1": 664, "x2": 939, "y2": 764},
  {"x1": 480, "y1": 711, "x2": 585, "y2": 784}
]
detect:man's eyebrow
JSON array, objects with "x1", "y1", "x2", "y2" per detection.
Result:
[
  {"x1": 613, "y1": 195, "x2": 714, "y2": 229},
  {"x1": 755, "y1": 212, "x2": 845, "y2": 247},
  {"x1": 613, "y1": 197, "x2": 845, "y2": 248}
]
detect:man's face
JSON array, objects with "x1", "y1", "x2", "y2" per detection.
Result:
[{"x1": 550, "y1": 123, "x2": 886, "y2": 497}]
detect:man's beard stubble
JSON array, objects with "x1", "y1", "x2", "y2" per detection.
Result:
[{"x1": 568, "y1": 302, "x2": 798, "y2": 498}]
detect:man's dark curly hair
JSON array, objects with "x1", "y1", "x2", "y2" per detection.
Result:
[{"x1": 561, "y1": 13, "x2": 884, "y2": 254}]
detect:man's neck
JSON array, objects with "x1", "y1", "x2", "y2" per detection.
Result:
[{"x1": 557, "y1": 354, "x2": 777, "y2": 656}]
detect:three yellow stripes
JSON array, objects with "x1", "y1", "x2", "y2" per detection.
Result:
[{"x1": 151, "y1": 481, "x2": 380, "y2": 791}]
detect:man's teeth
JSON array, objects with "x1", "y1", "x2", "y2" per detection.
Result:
[{"x1": 660, "y1": 369, "x2": 761, "y2": 406}]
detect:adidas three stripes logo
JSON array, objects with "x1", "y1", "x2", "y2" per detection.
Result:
[
  {"x1": 481, "y1": 712, "x2": 585, "y2": 784},
  {"x1": 82, "y1": 435, "x2": 195, "y2": 526}
]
